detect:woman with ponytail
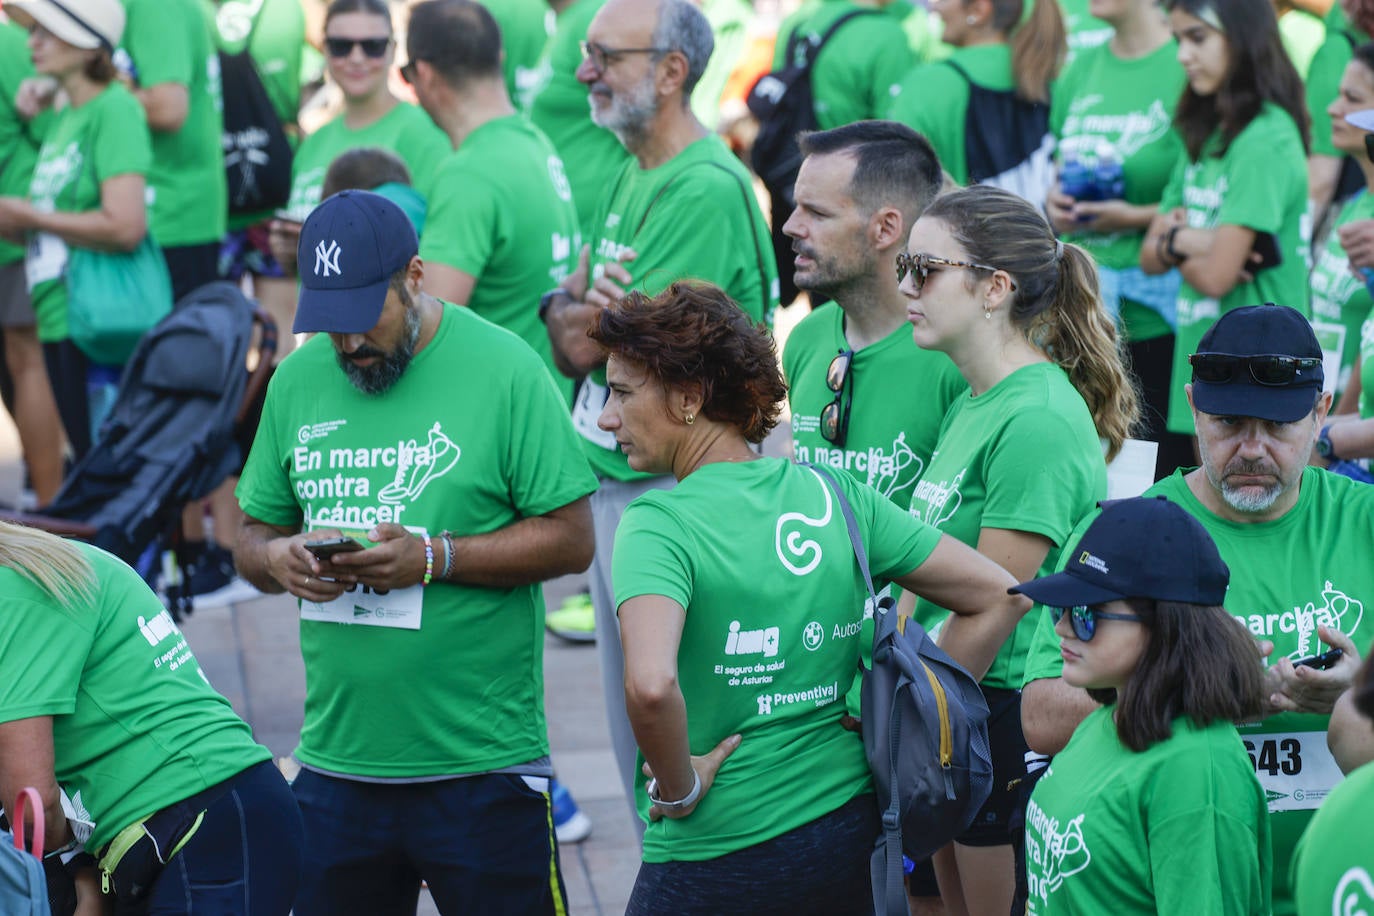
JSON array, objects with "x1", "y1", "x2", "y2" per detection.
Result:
[
  {"x1": 896, "y1": 184, "x2": 1139, "y2": 916},
  {"x1": 887, "y1": 0, "x2": 1066, "y2": 203},
  {"x1": 1140, "y1": 0, "x2": 1310, "y2": 439}
]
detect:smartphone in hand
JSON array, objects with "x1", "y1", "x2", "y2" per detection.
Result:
[
  {"x1": 1250, "y1": 231, "x2": 1283, "y2": 272},
  {"x1": 1292, "y1": 648, "x2": 1343, "y2": 670},
  {"x1": 305, "y1": 537, "x2": 365, "y2": 561}
]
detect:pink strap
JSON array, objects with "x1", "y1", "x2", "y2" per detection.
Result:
[{"x1": 12, "y1": 787, "x2": 44, "y2": 859}]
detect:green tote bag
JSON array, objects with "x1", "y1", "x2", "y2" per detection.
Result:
[{"x1": 66, "y1": 232, "x2": 173, "y2": 366}]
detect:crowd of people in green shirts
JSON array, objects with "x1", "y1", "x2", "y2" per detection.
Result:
[{"x1": 2, "y1": 0, "x2": 1374, "y2": 913}]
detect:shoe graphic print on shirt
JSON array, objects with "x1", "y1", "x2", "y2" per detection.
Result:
[
  {"x1": 1025, "y1": 799, "x2": 1092, "y2": 909},
  {"x1": 378, "y1": 422, "x2": 461, "y2": 505},
  {"x1": 910, "y1": 468, "x2": 965, "y2": 530},
  {"x1": 793, "y1": 430, "x2": 925, "y2": 501},
  {"x1": 775, "y1": 468, "x2": 833, "y2": 575},
  {"x1": 1234, "y1": 580, "x2": 1365, "y2": 661}
]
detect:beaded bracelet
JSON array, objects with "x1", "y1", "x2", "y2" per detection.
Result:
[
  {"x1": 441, "y1": 531, "x2": 455, "y2": 581},
  {"x1": 421, "y1": 532, "x2": 434, "y2": 587}
]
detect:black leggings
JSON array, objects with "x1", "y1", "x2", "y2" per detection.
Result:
[
  {"x1": 626, "y1": 794, "x2": 878, "y2": 916},
  {"x1": 42, "y1": 338, "x2": 91, "y2": 461}
]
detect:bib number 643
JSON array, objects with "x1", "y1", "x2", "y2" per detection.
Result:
[{"x1": 1244, "y1": 737, "x2": 1302, "y2": 776}]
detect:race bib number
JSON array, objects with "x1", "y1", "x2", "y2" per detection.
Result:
[
  {"x1": 571, "y1": 378, "x2": 617, "y2": 451},
  {"x1": 1244, "y1": 731, "x2": 1343, "y2": 812},
  {"x1": 301, "y1": 581, "x2": 423, "y2": 630},
  {"x1": 25, "y1": 232, "x2": 68, "y2": 289},
  {"x1": 299, "y1": 526, "x2": 424, "y2": 630}
]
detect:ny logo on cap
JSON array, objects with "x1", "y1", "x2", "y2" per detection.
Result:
[{"x1": 314, "y1": 240, "x2": 343, "y2": 278}]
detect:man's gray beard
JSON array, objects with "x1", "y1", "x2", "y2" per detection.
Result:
[
  {"x1": 590, "y1": 75, "x2": 657, "y2": 147},
  {"x1": 1217, "y1": 478, "x2": 1283, "y2": 514},
  {"x1": 339, "y1": 303, "x2": 422, "y2": 395}
]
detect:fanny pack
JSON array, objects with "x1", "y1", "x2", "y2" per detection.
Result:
[{"x1": 96, "y1": 776, "x2": 235, "y2": 910}]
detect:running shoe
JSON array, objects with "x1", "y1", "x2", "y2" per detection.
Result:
[
  {"x1": 551, "y1": 779, "x2": 592, "y2": 844},
  {"x1": 545, "y1": 592, "x2": 596, "y2": 644}
]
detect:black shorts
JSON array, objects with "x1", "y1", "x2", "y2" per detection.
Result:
[{"x1": 956, "y1": 686, "x2": 1028, "y2": 847}]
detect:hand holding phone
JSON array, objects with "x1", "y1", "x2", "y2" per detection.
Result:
[
  {"x1": 1292, "y1": 648, "x2": 1343, "y2": 670},
  {"x1": 305, "y1": 536, "x2": 366, "y2": 561},
  {"x1": 1249, "y1": 231, "x2": 1283, "y2": 272}
]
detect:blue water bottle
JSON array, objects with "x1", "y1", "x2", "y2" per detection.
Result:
[
  {"x1": 1059, "y1": 157, "x2": 1093, "y2": 202},
  {"x1": 1093, "y1": 151, "x2": 1125, "y2": 201}
]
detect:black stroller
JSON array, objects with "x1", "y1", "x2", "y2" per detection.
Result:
[{"x1": 3, "y1": 281, "x2": 277, "y2": 618}]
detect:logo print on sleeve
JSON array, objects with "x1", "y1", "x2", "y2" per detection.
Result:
[
  {"x1": 774, "y1": 468, "x2": 834, "y2": 575},
  {"x1": 911, "y1": 468, "x2": 965, "y2": 528},
  {"x1": 314, "y1": 239, "x2": 342, "y2": 277}
]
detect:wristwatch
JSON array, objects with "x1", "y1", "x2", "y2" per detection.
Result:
[
  {"x1": 538, "y1": 287, "x2": 572, "y2": 324},
  {"x1": 1316, "y1": 424, "x2": 1340, "y2": 461},
  {"x1": 646, "y1": 770, "x2": 702, "y2": 811}
]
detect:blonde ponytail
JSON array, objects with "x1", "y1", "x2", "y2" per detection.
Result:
[{"x1": 0, "y1": 520, "x2": 97, "y2": 608}]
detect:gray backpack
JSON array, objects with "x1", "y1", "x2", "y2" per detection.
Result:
[
  {"x1": 1, "y1": 789, "x2": 52, "y2": 916},
  {"x1": 811, "y1": 465, "x2": 994, "y2": 916}
]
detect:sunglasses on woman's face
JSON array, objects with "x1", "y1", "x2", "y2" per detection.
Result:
[
  {"x1": 1054, "y1": 605, "x2": 1143, "y2": 641},
  {"x1": 895, "y1": 251, "x2": 1010, "y2": 294},
  {"x1": 324, "y1": 37, "x2": 392, "y2": 59}
]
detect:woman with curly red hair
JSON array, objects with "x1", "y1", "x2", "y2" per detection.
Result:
[{"x1": 592, "y1": 281, "x2": 1031, "y2": 914}]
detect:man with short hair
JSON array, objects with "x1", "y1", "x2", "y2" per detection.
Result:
[
  {"x1": 234, "y1": 190, "x2": 597, "y2": 916},
  {"x1": 1020, "y1": 305, "x2": 1374, "y2": 916},
  {"x1": 541, "y1": 0, "x2": 777, "y2": 825},
  {"x1": 782, "y1": 120, "x2": 965, "y2": 510},
  {"x1": 406, "y1": 0, "x2": 581, "y2": 402}
]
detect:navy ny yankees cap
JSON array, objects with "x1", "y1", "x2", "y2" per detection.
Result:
[
  {"x1": 1009, "y1": 496, "x2": 1230, "y2": 608},
  {"x1": 295, "y1": 190, "x2": 418, "y2": 334}
]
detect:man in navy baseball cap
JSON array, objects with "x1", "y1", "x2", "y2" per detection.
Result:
[{"x1": 294, "y1": 189, "x2": 420, "y2": 335}]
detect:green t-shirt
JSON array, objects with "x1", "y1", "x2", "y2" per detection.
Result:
[
  {"x1": 0, "y1": 21, "x2": 50, "y2": 267},
  {"x1": 1310, "y1": 190, "x2": 1374, "y2": 401},
  {"x1": 907, "y1": 362, "x2": 1106, "y2": 689},
  {"x1": 1026, "y1": 707, "x2": 1271, "y2": 916},
  {"x1": 775, "y1": 0, "x2": 915, "y2": 130},
  {"x1": 486, "y1": 0, "x2": 551, "y2": 112},
  {"x1": 613, "y1": 457, "x2": 942, "y2": 862},
  {"x1": 211, "y1": 0, "x2": 307, "y2": 231},
  {"x1": 1058, "y1": 0, "x2": 1113, "y2": 64},
  {"x1": 1021, "y1": 467, "x2": 1374, "y2": 916},
  {"x1": 0, "y1": 544, "x2": 270, "y2": 851},
  {"x1": 1050, "y1": 39, "x2": 1185, "y2": 271},
  {"x1": 1306, "y1": 6, "x2": 1366, "y2": 158},
  {"x1": 119, "y1": 0, "x2": 227, "y2": 246},
  {"x1": 526, "y1": 0, "x2": 630, "y2": 235},
  {"x1": 1361, "y1": 310, "x2": 1374, "y2": 417},
  {"x1": 235, "y1": 305, "x2": 598, "y2": 777},
  {"x1": 782, "y1": 303, "x2": 966, "y2": 508},
  {"x1": 417, "y1": 115, "x2": 578, "y2": 402},
  {"x1": 210, "y1": 0, "x2": 304, "y2": 127},
  {"x1": 573, "y1": 135, "x2": 779, "y2": 482},
  {"x1": 1280, "y1": 8, "x2": 1327, "y2": 79},
  {"x1": 693, "y1": 0, "x2": 753, "y2": 128},
  {"x1": 284, "y1": 102, "x2": 450, "y2": 220},
  {"x1": 888, "y1": 45, "x2": 1015, "y2": 186},
  {"x1": 26, "y1": 83, "x2": 152, "y2": 343},
  {"x1": 888, "y1": 0, "x2": 951, "y2": 64},
  {"x1": 1292, "y1": 761, "x2": 1374, "y2": 916},
  {"x1": 1160, "y1": 105, "x2": 1311, "y2": 434}
]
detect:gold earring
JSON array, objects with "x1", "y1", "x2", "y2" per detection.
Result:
[{"x1": 685, "y1": 413, "x2": 695, "y2": 425}]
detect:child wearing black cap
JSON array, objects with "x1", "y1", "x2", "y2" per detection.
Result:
[{"x1": 1012, "y1": 496, "x2": 1271, "y2": 915}]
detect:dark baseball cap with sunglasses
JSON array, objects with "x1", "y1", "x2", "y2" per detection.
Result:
[
  {"x1": 1009, "y1": 496, "x2": 1230, "y2": 613},
  {"x1": 1188, "y1": 303, "x2": 1324, "y2": 423}
]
